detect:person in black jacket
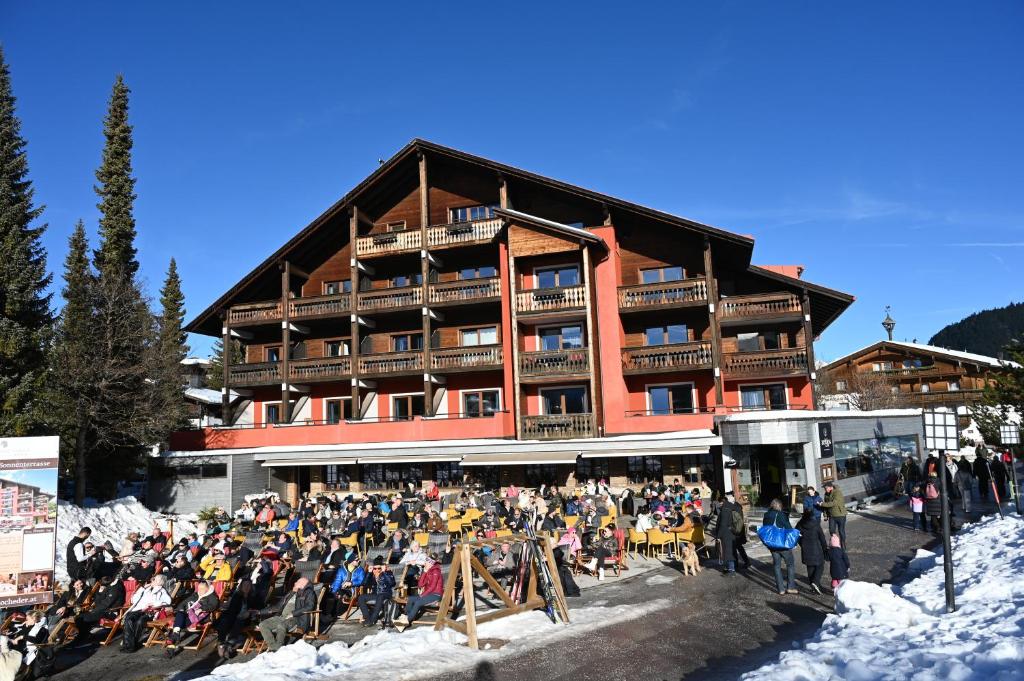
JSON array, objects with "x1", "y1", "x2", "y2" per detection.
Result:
[
  {"x1": 796, "y1": 510, "x2": 829, "y2": 594},
  {"x1": 215, "y1": 579, "x2": 254, "y2": 662},
  {"x1": 256, "y1": 578, "x2": 317, "y2": 652},
  {"x1": 73, "y1": 576, "x2": 125, "y2": 639},
  {"x1": 924, "y1": 474, "x2": 945, "y2": 534},
  {"x1": 973, "y1": 452, "x2": 991, "y2": 500},
  {"x1": 357, "y1": 558, "x2": 397, "y2": 627},
  {"x1": 828, "y1": 533, "x2": 850, "y2": 587},
  {"x1": 165, "y1": 580, "x2": 220, "y2": 656},
  {"x1": 66, "y1": 527, "x2": 94, "y2": 581},
  {"x1": 715, "y1": 491, "x2": 740, "y2": 574}
]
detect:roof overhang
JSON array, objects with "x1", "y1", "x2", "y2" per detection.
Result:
[
  {"x1": 461, "y1": 451, "x2": 579, "y2": 466},
  {"x1": 747, "y1": 265, "x2": 854, "y2": 337},
  {"x1": 494, "y1": 207, "x2": 607, "y2": 251}
]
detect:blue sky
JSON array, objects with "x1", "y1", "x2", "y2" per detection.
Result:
[
  {"x1": 3, "y1": 2, "x2": 1022, "y2": 361},
  {"x1": 1, "y1": 468, "x2": 57, "y2": 497}
]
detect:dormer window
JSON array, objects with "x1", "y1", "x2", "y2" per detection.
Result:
[{"x1": 449, "y1": 205, "x2": 497, "y2": 223}]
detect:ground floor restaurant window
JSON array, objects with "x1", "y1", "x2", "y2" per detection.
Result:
[
  {"x1": 525, "y1": 464, "x2": 561, "y2": 488},
  {"x1": 626, "y1": 456, "x2": 663, "y2": 484},
  {"x1": 434, "y1": 462, "x2": 464, "y2": 487},
  {"x1": 680, "y1": 453, "x2": 713, "y2": 484},
  {"x1": 323, "y1": 464, "x2": 350, "y2": 491},
  {"x1": 834, "y1": 435, "x2": 917, "y2": 480},
  {"x1": 360, "y1": 463, "x2": 423, "y2": 490},
  {"x1": 576, "y1": 458, "x2": 609, "y2": 482},
  {"x1": 465, "y1": 466, "x2": 500, "y2": 491}
]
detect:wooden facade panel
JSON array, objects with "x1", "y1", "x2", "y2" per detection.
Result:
[
  {"x1": 508, "y1": 224, "x2": 581, "y2": 258},
  {"x1": 616, "y1": 222, "x2": 705, "y2": 287},
  {"x1": 371, "y1": 185, "x2": 422, "y2": 234}
]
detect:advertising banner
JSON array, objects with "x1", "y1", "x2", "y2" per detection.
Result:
[{"x1": 0, "y1": 435, "x2": 58, "y2": 607}]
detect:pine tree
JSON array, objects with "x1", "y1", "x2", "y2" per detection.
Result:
[
  {"x1": 153, "y1": 258, "x2": 189, "y2": 436},
  {"x1": 0, "y1": 46, "x2": 53, "y2": 436},
  {"x1": 206, "y1": 336, "x2": 244, "y2": 392},
  {"x1": 971, "y1": 339, "x2": 1024, "y2": 446},
  {"x1": 93, "y1": 75, "x2": 138, "y2": 278}
]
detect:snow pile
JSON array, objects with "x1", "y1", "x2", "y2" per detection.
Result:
[
  {"x1": 55, "y1": 496, "x2": 199, "y2": 584},
  {"x1": 743, "y1": 513, "x2": 1024, "y2": 680},
  {"x1": 200, "y1": 598, "x2": 672, "y2": 681}
]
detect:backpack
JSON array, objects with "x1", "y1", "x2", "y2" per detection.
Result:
[
  {"x1": 730, "y1": 508, "x2": 745, "y2": 536},
  {"x1": 925, "y1": 482, "x2": 939, "y2": 500}
]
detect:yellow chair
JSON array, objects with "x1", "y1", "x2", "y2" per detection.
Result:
[
  {"x1": 563, "y1": 515, "x2": 580, "y2": 529},
  {"x1": 646, "y1": 528, "x2": 674, "y2": 559},
  {"x1": 414, "y1": 532, "x2": 429, "y2": 547},
  {"x1": 336, "y1": 533, "x2": 360, "y2": 558},
  {"x1": 627, "y1": 528, "x2": 648, "y2": 559},
  {"x1": 386, "y1": 522, "x2": 399, "y2": 533},
  {"x1": 447, "y1": 518, "x2": 465, "y2": 538},
  {"x1": 463, "y1": 508, "x2": 483, "y2": 522},
  {"x1": 673, "y1": 525, "x2": 705, "y2": 553}
]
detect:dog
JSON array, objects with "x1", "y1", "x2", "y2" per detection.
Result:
[{"x1": 680, "y1": 542, "x2": 701, "y2": 576}]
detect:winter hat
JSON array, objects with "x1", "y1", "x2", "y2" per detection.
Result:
[{"x1": 372, "y1": 556, "x2": 384, "y2": 567}]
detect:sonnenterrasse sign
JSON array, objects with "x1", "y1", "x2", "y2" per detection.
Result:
[{"x1": 0, "y1": 435, "x2": 58, "y2": 608}]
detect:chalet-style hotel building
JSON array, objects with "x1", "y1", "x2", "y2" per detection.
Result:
[{"x1": 160, "y1": 140, "x2": 854, "y2": 512}]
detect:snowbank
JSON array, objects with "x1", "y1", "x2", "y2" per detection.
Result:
[
  {"x1": 742, "y1": 513, "x2": 1024, "y2": 680},
  {"x1": 199, "y1": 598, "x2": 673, "y2": 681},
  {"x1": 55, "y1": 496, "x2": 199, "y2": 584}
]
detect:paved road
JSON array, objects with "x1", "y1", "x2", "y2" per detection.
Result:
[{"x1": 50, "y1": 498, "x2": 982, "y2": 681}]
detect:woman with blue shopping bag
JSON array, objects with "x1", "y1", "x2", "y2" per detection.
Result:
[{"x1": 758, "y1": 498, "x2": 800, "y2": 595}]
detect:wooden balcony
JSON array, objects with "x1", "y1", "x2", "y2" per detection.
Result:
[
  {"x1": 426, "y1": 217, "x2": 502, "y2": 249},
  {"x1": 902, "y1": 389, "x2": 984, "y2": 407},
  {"x1": 878, "y1": 366, "x2": 962, "y2": 379},
  {"x1": 521, "y1": 413, "x2": 595, "y2": 440},
  {"x1": 428, "y1": 277, "x2": 501, "y2": 305},
  {"x1": 357, "y1": 350, "x2": 424, "y2": 377},
  {"x1": 357, "y1": 286, "x2": 423, "y2": 312},
  {"x1": 515, "y1": 285, "x2": 586, "y2": 315},
  {"x1": 622, "y1": 341, "x2": 713, "y2": 375},
  {"x1": 355, "y1": 229, "x2": 422, "y2": 258},
  {"x1": 719, "y1": 292, "x2": 802, "y2": 324},
  {"x1": 227, "y1": 300, "x2": 281, "y2": 327},
  {"x1": 227, "y1": 362, "x2": 281, "y2": 387},
  {"x1": 430, "y1": 344, "x2": 503, "y2": 372},
  {"x1": 618, "y1": 277, "x2": 708, "y2": 312},
  {"x1": 289, "y1": 294, "x2": 351, "y2": 320},
  {"x1": 288, "y1": 356, "x2": 351, "y2": 382},
  {"x1": 519, "y1": 347, "x2": 590, "y2": 380},
  {"x1": 722, "y1": 348, "x2": 808, "y2": 378}
]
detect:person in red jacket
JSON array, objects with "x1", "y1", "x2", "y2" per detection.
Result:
[{"x1": 396, "y1": 554, "x2": 444, "y2": 628}]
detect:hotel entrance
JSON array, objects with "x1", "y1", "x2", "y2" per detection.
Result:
[{"x1": 731, "y1": 444, "x2": 807, "y2": 508}]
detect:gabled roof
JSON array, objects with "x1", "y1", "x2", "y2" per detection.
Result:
[
  {"x1": 823, "y1": 340, "x2": 1020, "y2": 371},
  {"x1": 494, "y1": 207, "x2": 607, "y2": 249}
]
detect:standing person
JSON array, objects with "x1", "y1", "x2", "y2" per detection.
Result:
[
  {"x1": 802, "y1": 486, "x2": 823, "y2": 523},
  {"x1": 730, "y1": 492, "x2": 751, "y2": 570},
  {"x1": 924, "y1": 474, "x2": 944, "y2": 534},
  {"x1": 909, "y1": 485, "x2": 926, "y2": 531},
  {"x1": 763, "y1": 499, "x2": 797, "y2": 595},
  {"x1": 973, "y1": 451, "x2": 991, "y2": 501},
  {"x1": 817, "y1": 482, "x2": 847, "y2": 550},
  {"x1": 991, "y1": 455, "x2": 1009, "y2": 501},
  {"x1": 66, "y1": 527, "x2": 94, "y2": 581},
  {"x1": 715, "y1": 491, "x2": 740, "y2": 574},
  {"x1": 827, "y1": 533, "x2": 850, "y2": 589},
  {"x1": 953, "y1": 465, "x2": 973, "y2": 515},
  {"x1": 796, "y1": 510, "x2": 829, "y2": 594}
]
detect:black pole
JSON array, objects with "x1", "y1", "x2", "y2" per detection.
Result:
[
  {"x1": 1009, "y1": 448, "x2": 1022, "y2": 516},
  {"x1": 938, "y1": 450, "x2": 956, "y2": 613}
]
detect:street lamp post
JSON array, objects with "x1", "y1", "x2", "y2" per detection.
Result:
[
  {"x1": 923, "y1": 407, "x2": 959, "y2": 613},
  {"x1": 1000, "y1": 423, "x2": 1021, "y2": 515}
]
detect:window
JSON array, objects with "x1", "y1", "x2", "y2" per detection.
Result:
[
  {"x1": 450, "y1": 205, "x2": 497, "y2": 223},
  {"x1": 152, "y1": 462, "x2": 226, "y2": 480},
  {"x1": 265, "y1": 404, "x2": 280, "y2": 425},
  {"x1": 681, "y1": 453, "x2": 714, "y2": 484},
  {"x1": 391, "y1": 273, "x2": 423, "y2": 288},
  {"x1": 920, "y1": 383, "x2": 930, "y2": 393},
  {"x1": 948, "y1": 380, "x2": 960, "y2": 391},
  {"x1": 647, "y1": 384, "x2": 695, "y2": 415},
  {"x1": 645, "y1": 324, "x2": 688, "y2": 346},
  {"x1": 325, "y1": 339, "x2": 350, "y2": 357},
  {"x1": 461, "y1": 326, "x2": 498, "y2": 346},
  {"x1": 739, "y1": 384, "x2": 787, "y2": 411},
  {"x1": 325, "y1": 398, "x2": 352, "y2": 424},
  {"x1": 535, "y1": 265, "x2": 579, "y2": 289},
  {"x1": 463, "y1": 390, "x2": 500, "y2": 417},
  {"x1": 361, "y1": 463, "x2": 422, "y2": 490},
  {"x1": 627, "y1": 456, "x2": 663, "y2": 484},
  {"x1": 324, "y1": 465, "x2": 349, "y2": 491},
  {"x1": 903, "y1": 358, "x2": 923, "y2": 368},
  {"x1": 736, "y1": 331, "x2": 780, "y2": 352},
  {"x1": 392, "y1": 394, "x2": 425, "y2": 421},
  {"x1": 459, "y1": 265, "x2": 497, "y2": 280},
  {"x1": 834, "y1": 435, "x2": 916, "y2": 480},
  {"x1": 539, "y1": 325, "x2": 583, "y2": 351},
  {"x1": 576, "y1": 458, "x2": 609, "y2": 482},
  {"x1": 835, "y1": 380, "x2": 847, "y2": 392},
  {"x1": 434, "y1": 462, "x2": 464, "y2": 487},
  {"x1": 525, "y1": 464, "x2": 561, "y2": 488},
  {"x1": 385, "y1": 221, "x2": 407, "y2": 232},
  {"x1": 762, "y1": 331, "x2": 781, "y2": 350},
  {"x1": 324, "y1": 280, "x2": 352, "y2": 295},
  {"x1": 392, "y1": 333, "x2": 424, "y2": 352},
  {"x1": 465, "y1": 465, "x2": 500, "y2": 491},
  {"x1": 872, "y1": 361, "x2": 893, "y2": 372},
  {"x1": 265, "y1": 346, "x2": 281, "y2": 363},
  {"x1": 640, "y1": 266, "x2": 684, "y2": 284},
  {"x1": 541, "y1": 386, "x2": 588, "y2": 415}
]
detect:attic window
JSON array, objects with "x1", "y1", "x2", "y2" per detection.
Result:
[{"x1": 449, "y1": 205, "x2": 497, "y2": 223}]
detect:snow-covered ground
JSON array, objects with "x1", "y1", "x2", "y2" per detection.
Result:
[
  {"x1": 55, "y1": 496, "x2": 199, "y2": 584},
  {"x1": 198, "y1": 598, "x2": 672, "y2": 681},
  {"x1": 742, "y1": 513, "x2": 1024, "y2": 680}
]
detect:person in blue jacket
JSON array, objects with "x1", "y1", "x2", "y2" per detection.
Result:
[
  {"x1": 762, "y1": 498, "x2": 797, "y2": 595},
  {"x1": 802, "y1": 486, "x2": 823, "y2": 522}
]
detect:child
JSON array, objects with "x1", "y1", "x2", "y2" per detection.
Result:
[
  {"x1": 828, "y1": 533, "x2": 850, "y2": 589},
  {"x1": 909, "y1": 485, "x2": 925, "y2": 532}
]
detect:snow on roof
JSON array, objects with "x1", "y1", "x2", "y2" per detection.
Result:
[
  {"x1": 826, "y1": 340, "x2": 1020, "y2": 369},
  {"x1": 184, "y1": 387, "x2": 239, "y2": 404},
  {"x1": 181, "y1": 357, "x2": 212, "y2": 367},
  {"x1": 718, "y1": 408, "x2": 922, "y2": 424}
]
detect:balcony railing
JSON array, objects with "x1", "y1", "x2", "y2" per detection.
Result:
[
  {"x1": 426, "y1": 217, "x2": 503, "y2": 249},
  {"x1": 617, "y1": 277, "x2": 707, "y2": 310},
  {"x1": 355, "y1": 229, "x2": 422, "y2": 257},
  {"x1": 902, "y1": 389, "x2": 984, "y2": 406},
  {"x1": 228, "y1": 362, "x2": 281, "y2": 387},
  {"x1": 288, "y1": 356, "x2": 351, "y2": 382},
  {"x1": 516, "y1": 285, "x2": 586, "y2": 314},
  {"x1": 357, "y1": 286, "x2": 423, "y2": 311},
  {"x1": 719, "y1": 292, "x2": 802, "y2": 322},
  {"x1": 521, "y1": 413, "x2": 595, "y2": 440},
  {"x1": 227, "y1": 300, "x2": 281, "y2": 326},
  {"x1": 429, "y1": 277, "x2": 501, "y2": 305},
  {"x1": 622, "y1": 341, "x2": 712, "y2": 374},
  {"x1": 877, "y1": 366, "x2": 960, "y2": 379},
  {"x1": 357, "y1": 350, "x2": 424, "y2": 376},
  {"x1": 519, "y1": 347, "x2": 590, "y2": 377},
  {"x1": 430, "y1": 344, "x2": 503, "y2": 371},
  {"x1": 289, "y1": 294, "x2": 351, "y2": 320},
  {"x1": 722, "y1": 348, "x2": 808, "y2": 377}
]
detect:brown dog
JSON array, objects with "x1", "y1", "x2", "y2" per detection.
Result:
[{"x1": 680, "y1": 542, "x2": 701, "y2": 576}]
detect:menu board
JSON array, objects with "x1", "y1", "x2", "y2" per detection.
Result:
[{"x1": 0, "y1": 436, "x2": 58, "y2": 607}]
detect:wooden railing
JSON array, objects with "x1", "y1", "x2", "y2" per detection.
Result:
[
  {"x1": 622, "y1": 341, "x2": 712, "y2": 373},
  {"x1": 357, "y1": 286, "x2": 423, "y2": 311},
  {"x1": 516, "y1": 285, "x2": 586, "y2": 314},
  {"x1": 227, "y1": 362, "x2": 281, "y2": 386},
  {"x1": 289, "y1": 293, "x2": 351, "y2": 319},
  {"x1": 878, "y1": 366, "x2": 959, "y2": 378},
  {"x1": 429, "y1": 277, "x2": 501, "y2": 304},
  {"x1": 357, "y1": 350, "x2": 424, "y2": 376},
  {"x1": 426, "y1": 217, "x2": 502, "y2": 248},
  {"x1": 617, "y1": 277, "x2": 707, "y2": 310},
  {"x1": 722, "y1": 348, "x2": 808, "y2": 376},
  {"x1": 903, "y1": 390, "x2": 984, "y2": 406},
  {"x1": 430, "y1": 345, "x2": 503, "y2": 371},
  {"x1": 227, "y1": 300, "x2": 281, "y2": 325},
  {"x1": 719, "y1": 292, "x2": 802, "y2": 321},
  {"x1": 519, "y1": 348, "x2": 590, "y2": 377},
  {"x1": 355, "y1": 229, "x2": 422, "y2": 257},
  {"x1": 288, "y1": 356, "x2": 351, "y2": 381},
  {"x1": 521, "y1": 413, "x2": 595, "y2": 440}
]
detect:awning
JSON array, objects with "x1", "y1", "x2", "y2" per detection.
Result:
[
  {"x1": 261, "y1": 458, "x2": 357, "y2": 468},
  {"x1": 580, "y1": 447, "x2": 710, "y2": 459},
  {"x1": 357, "y1": 455, "x2": 463, "y2": 465},
  {"x1": 461, "y1": 451, "x2": 579, "y2": 467}
]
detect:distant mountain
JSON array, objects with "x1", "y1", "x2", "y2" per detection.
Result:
[{"x1": 929, "y1": 302, "x2": 1024, "y2": 358}]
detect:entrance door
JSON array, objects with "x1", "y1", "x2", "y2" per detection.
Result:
[
  {"x1": 750, "y1": 446, "x2": 785, "y2": 507},
  {"x1": 297, "y1": 466, "x2": 311, "y2": 497}
]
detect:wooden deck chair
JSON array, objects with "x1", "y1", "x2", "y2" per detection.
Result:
[{"x1": 98, "y1": 580, "x2": 140, "y2": 646}]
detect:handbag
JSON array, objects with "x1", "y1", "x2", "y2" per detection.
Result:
[{"x1": 757, "y1": 513, "x2": 801, "y2": 550}]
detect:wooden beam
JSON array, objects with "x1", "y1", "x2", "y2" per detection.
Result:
[
  {"x1": 281, "y1": 262, "x2": 292, "y2": 423},
  {"x1": 499, "y1": 174, "x2": 511, "y2": 210},
  {"x1": 469, "y1": 555, "x2": 516, "y2": 608},
  {"x1": 801, "y1": 289, "x2": 817, "y2": 405},
  {"x1": 420, "y1": 152, "x2": 434, "y2": 416},
  {"x1": 704, "y1": 237, "x2": 725, "y2": 407},
  {"x1": 460, "y1": 545, "x2": 478, "y2": 649},
  {"x1": 350, "y1": 209, "x2": 361, "y2": 419},
  {"x1": 221, "y1": 313, "x2": 231, "y2": 424}
]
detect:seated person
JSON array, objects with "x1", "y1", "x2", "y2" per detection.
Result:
[
  {"x1": 356, "y1": 558, "x2": 396, "y2": 627},
  {"x1": 540, "y1": 509, "x2": 566, "y2": 532},
  {"x1": 395, "y1": 553, "x2": 443, "y2": 628},
  {"x1": 486, "y1": 541, "x2": 517, "y2": 589},
  {"x1": 386, "y1": 529, "x2": 409, "y2": 564},
  {"x1": 165, "y1": 579, "x2": 220, "y2": 655},
  {"x1": 73, "y1": 576, "x2": 125, "y2": 639},
  {"x1": 10, "y1": 610, "x2": 48, "y2": 667}
]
